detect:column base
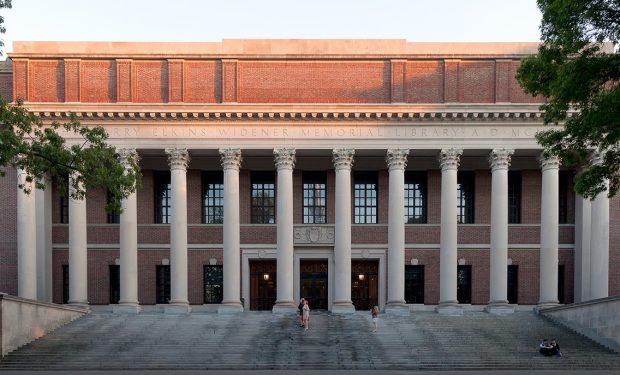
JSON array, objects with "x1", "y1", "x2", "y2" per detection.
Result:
[
  {"x1": 218, "y1": 302, "x2": 244, "y2": 315},
  {"x1": 113, "y1": 302, "x2": 142, "y2": 314},
  {"x1": 272, "y1": 301, "x2": 297, "y2": 314},
  {"x1": 385, "y1": 302, "x2": 410, "y2": 316},
  {"x1": 535, "y1": 301, "x2": 560, "y2": 313},
  {"x1": 331, "y1": 301, "x2": 356, "y2": 314},
  {"x1": 435, "y1": 301, "x2": 463, "y2": 315},
  {"x1": 164, "y1": 302, "x2": 191, "y2": 314},
  {"x1": 485, "y1": 301, "x2": 514, "y2": 315}
]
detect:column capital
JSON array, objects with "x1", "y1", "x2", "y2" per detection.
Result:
[
  {"x1": 539, "y1": 154, "x2": 561, "y2": 171},
  {"x1": 332, "y1": 148, "x2": 355, "y2": 171},
  {"x1": 165, "y1": 148, "x2": 190, "y2": 171},
  {"x1": 439, "y1": 148, "x2": 463, "y2": 171},
  {"x1": 117, "y1": 148, "x2": 140, "y2": 171},
  {"x1": 386, "y1": 149, "x2": 410, "y2": 171},
  {"x1": 219, "y1": 148, "x2": 243, "y2": 170},
  {"x1": 590, "y1": 151, "x2": 604, "y2": 167},
  {"x1": 273, "y1": 148, "x2": 296, "y2": 170},
  {"x1": 489, "y1": 148, "x2": 514, "y2": 171}
]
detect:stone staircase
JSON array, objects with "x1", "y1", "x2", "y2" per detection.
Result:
[{"x1": 1, "y1": 310, "x2": 619, "y2": 370}]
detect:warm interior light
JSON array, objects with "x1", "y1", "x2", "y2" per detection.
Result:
[
  {"x1": 358, "y1": 273, "x2": 365, "y2": 281},
  {"x1": 263, "y1": 273, "x2": 270, "y2": 281}
]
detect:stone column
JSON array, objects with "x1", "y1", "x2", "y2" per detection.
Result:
[
  {"x1": 332, "y1": 148, "x2": 355, "y2": 314},
  {"x1": 574, "y1": 189, "x2": 591, "y2": 303},
  {"x1": 589, "y1": 154, "x2": 609, "y2": 299},
  {"x1": 17, "y1": 168, "x2": 37, "y2": 300},
  {"x1": 115, "y1": 149, "x2": 141, "y2": 313},
  {"x1": 165, "y1": 148, "x2": 190, "y2": 313},
  {"x1": 437, "y1": 148, "x2": 462, "y2": 315},
  {"x1": 218, "y1": 148, "x2": 244, "y2": 314},
  {"x1": 273, "y1": 148, "x2": 297, "y2": 313},
  {"x1": 36, "y1": 176, "x2": 53, "y2": 302},
  {"x1": 538, "y1": 155, "x2": 560, "y2": 309},
  {"x1": 385, "y1": 148, "x2": 410, "y2": 315},
  {"x1": 68, "y1": 173, "x2": 89, "y2": 307},
  {"x1": 486, "y1": 148, "x2": 514, "y2": 314}
]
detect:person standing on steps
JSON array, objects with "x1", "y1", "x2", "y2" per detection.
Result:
[
  {"x1": 371, "y1": 305, "x2": 379, "y2": 332},
  {"x1": 303, "y1": 299, "x2": 310, "y2": 331},
  {"x1": 298, "y1": 298, "x2": 305, "y2": 327}
]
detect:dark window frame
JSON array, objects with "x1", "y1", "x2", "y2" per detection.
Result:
[
  {"x1": 106, "y1": 189, "x2": 120, "y2": 224},
  {"x1": 251, "y1": 172, "x2": 276, "y2": 224},
  {"x1": 203, "y1": 265, "x2": 224, "y2": 304},
  {"x1": 508, "y1": 171, "x2": 522, "y2": 224},
  {"x1": 59, "y1": 178, "x2": 69, "y2": 224},
  {"x1": 558, "y1": 171, "x2": 569, "y2": 224},
  {"x1": 354, "y1": 171, "x2": 378, "y2": 224},
  {"x1": 457, "y1": 171, "x2": 475, "y2": 224},
  {"x1": 404, "y1": 171, "x2": 427, "y2": 224},
  {"x1": 405, "y1": 265, "x2": 425, "y2": 304},
  {"x1": 156, "y1": 265, "x2": 171, "y2": 304},
  {"x1": 302, "y1": 171, "x2": 327, "y2": 224},
  {"x1": 154, "y1": 171, "x2": 172, "y2": 224},
  {"x1": 202, "y1": 171, "x2": 224, "y2": 224}
]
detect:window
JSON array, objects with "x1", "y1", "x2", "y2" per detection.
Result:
[
  {"x1": 251, "y1": 172, "x2": 276, "y2": 224},
  {"x1": 354, "y1": 172, "x2": 377, "y2": 224},
  {"x1": 202, "y1": 171, "x2": 224, "y2": 224},
  {"x1": 457, "y1": 171, "x2": 475, "y2": 224},
  {"x1": 508, "y1": 171, "x2": 522, "y2": 224},
  {"x1": 405, "y1": 265, "x2": 425, "y2": 303},
  {"x1": 302, "y1": 171, "x2": 327, "y2": 224},
  {"x1": 558, "y1": 171, "x2": 569, "y2": 224},
  {"x1": 62, "y1": 264, "x2": 69, "y2": 304},
  {"x1": 59, "y1": 179, "x2": 69, "y2": 224},
  {"x1": 109, "y1": 265, "x2": 120, "y2": 304},
  {"x1": 106, "y1": 190, "x2": 120, "y2": 224},
  {"x1": 156, "y1": 265, "x2": 171, "y2": 304},
  {"x1": 404, "y1": 172, "x2": 427, "y2": 224},
  {"x1": 507, "y1": 265, "x2": 519, "y2": 304},
  {"x1": 154, "y1": 171, "x2": 171, "y2": 224},
  {"x1": 203, "y1": 265, "x2": 223, "y2": 304},
  {"x1": 457, "y1": 265, "x2": 472, "y2": 304}
]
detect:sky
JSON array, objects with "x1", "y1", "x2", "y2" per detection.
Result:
[{"x1": 1, "y1": 0, "x2": 542, "y2": 53}]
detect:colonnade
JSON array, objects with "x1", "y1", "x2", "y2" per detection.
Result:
[{"x1": 15, "y1": 148, "x2": 611, "y2": 314}]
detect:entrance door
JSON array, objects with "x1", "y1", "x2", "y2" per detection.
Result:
[
  {"x1": 351, "y1": 260, "x2": 379, "y2": 310},
  {"x1": 109, "y1": 265, "x2": 120, "y2": 304},
  {"x1": 249, "y1": 260, "x2": 277, "y2": 310},
  {"x1": 300, "y1": 260, "x2": 328, "y2": 310}
]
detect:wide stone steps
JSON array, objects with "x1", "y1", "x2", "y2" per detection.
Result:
[{"x1": 1, "y1": 310, "x2": 619, "y2": 370}]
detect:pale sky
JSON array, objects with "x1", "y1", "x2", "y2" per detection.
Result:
[{"x1": 1, "y1": 0, "x2": 542, "y2": 53}]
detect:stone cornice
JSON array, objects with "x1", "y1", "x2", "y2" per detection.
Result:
[{"x1": 21, "y1": 104, "x2": 565, "y2": 123}]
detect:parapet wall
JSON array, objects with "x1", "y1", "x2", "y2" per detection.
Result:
[
  {"x1": 539, "y1": 295, "x2": 620, "y2": 353},
  {"x1": 0, "y1": 293, "x2": 87, "y2": 356}
]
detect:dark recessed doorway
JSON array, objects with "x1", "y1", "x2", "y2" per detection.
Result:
[
  {"x1": 351, "y1": 260, "x2": 379, "y2": 311},
  {"x1": 249, "y1": 260, "x2": 277, "y2": 311},
  {"x1": 300, "y1": 260, "x2": 328, "y2": 310}
]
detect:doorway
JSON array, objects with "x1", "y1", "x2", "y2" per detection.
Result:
[
  {"x1": 457, "y1": 265, "x2": 472, "y2": 304},
  {"x1": 351, "y1": 260, "x2": 379, "y2": 310},
  {"x1": 300, "y1": 260, "x2": 328, "y2": 310},
  {"x1": 249, "y1": 260, "x2": 277, "y2": 310}
]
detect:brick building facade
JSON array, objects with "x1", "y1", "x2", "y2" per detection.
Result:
[{"x1": 2, "y1": 40, "x2": 618, "y2": 314}]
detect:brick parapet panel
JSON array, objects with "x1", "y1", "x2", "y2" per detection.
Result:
[{"x1": 10, "y1": 57, "x2": 543, "y2": 105}]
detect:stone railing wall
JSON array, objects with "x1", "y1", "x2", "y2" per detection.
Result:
[
  {"x1": 0, "y1": 293, "x2": 87, "y2": 356},
  {"x1": 539, "y1": 295, "x2": 620, "y2": 353}
]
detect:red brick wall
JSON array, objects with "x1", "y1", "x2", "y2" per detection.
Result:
[
  {"x1": 81, "y1": 60, "x2": 116, "y2": 102},
  {"x1": 183, "y1": 60, "x2": 220, "y2": 103},
  {"x1": 0, "y1": 72, "x2": 13, "y2": 102},
  {"x1": 0, "y1": 168, "x2": 17, "y2": 294},
  {"x1": 458, "y1": 61, "x2": 495, "y2": 103},
  {"x1": 405, "y1": 61, "x2": 444, "y2": 103},
  {"x1": 133, "y1": 61, "x2": 168, "y2": 103},
  {"x1": 28, "y1": 60, "x2": 64, "y2": 102},
  {"x1": 237, "y1": 61, "x2": 390, "y2": 103}
]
